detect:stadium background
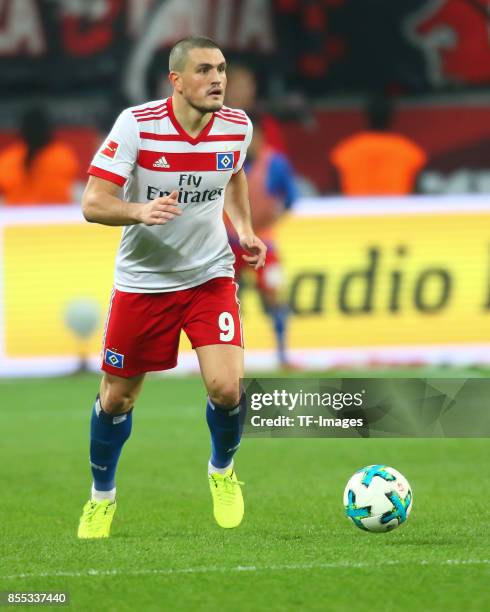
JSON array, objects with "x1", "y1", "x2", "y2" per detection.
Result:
[
  {"x1": 1, "y1": 2, "x2": 490, "y2": 611},
  {"x1": 2, "y1": 0, "x2": 490, "y2": 374}
]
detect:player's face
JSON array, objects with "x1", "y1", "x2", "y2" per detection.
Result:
[{"x1": 179, "y1": 48, "x2": 227, "y2": 114}]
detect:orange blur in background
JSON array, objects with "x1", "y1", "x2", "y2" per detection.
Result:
[
  {"x1": 0, "y1": 140, "x2": 79, "y2": 205},
  {"x1": 330, "y1": 132, "x2": 427, "y2": 196}
]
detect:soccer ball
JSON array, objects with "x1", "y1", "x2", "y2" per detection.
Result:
[{"x1": 343, "y1": 465, "x2": 413, "y2": 533}]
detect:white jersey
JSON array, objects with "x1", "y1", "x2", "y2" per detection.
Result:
[{"x1": 88, "y1": 97, "x2": 252, "y2": 292}]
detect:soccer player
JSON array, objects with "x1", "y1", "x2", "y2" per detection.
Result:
[
  {"x1": 225, "y1": 64, "x2": 287, "y2": 152},
  {"x1": 77, "y1": 36, "x2": 266, "y2": 538},
  {"x1": 226, "y1": 118, "x2": 298, "y2": 367}
]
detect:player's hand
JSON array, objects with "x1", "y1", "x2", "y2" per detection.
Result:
[
  {"x1": 239, "y1": 233, "x2": 267, "y2": 270},
  {"x1": 137, "y1": 191, "x2": 182, "y2": 226}
]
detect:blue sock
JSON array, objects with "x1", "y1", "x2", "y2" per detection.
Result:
[
  {"x1": 90, "y1": 395, "x2": 132, "y2": 491},
  {"x1": 206, "y1": 393, "x2": 246, "y2": 469},
  {"x1": 270, "y1": 305, "x2": 289, "y2": 364}
]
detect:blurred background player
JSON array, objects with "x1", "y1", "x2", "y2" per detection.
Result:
[
  {"x1": 0, "y1": 105, "x2": 79, "y2": 206},
  {"x1": 329, "y1": 96, "x2": 427, "y2": 196},
  {"x1": 226, "y1": 116, "x2": 298, "y2": 368},
  {"x1": 225, "y1": 66, "x2": 297, "y2": 367},
  {"x1": 225, "y1": 64, "x2": 287, "y2": 152}
]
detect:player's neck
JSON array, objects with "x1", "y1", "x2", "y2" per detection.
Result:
[{"x1": 171, "y1": 94, "x2": 213, "y2": 138}]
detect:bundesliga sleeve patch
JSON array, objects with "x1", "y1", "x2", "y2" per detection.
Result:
[
  {"x1": 100, "y1": 139, "x2": 120, "y2": 160},
  {"x1": 104, "y1": 349, "x2": 124, "y2": 368}
]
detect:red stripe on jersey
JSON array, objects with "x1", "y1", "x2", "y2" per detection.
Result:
[
  {"x1": 132, "y1": 101, "x2": 168, "y2": 116},
  {"x1": 88, "y1": 165, "x2": 126, "y2": 186},
  {"x1": 219, "y1": 112, "x2": 248, "y2": 123},
  {"x1": 134, "y1": 109, "x2": 168, "y2": 121},
  {"x1": 139, "y1": 131, "x2": 246, "y2": 142},
  {"x1": 202, "y1": 133, "x2": 246, "y2": 141},
  {"x1": 137, "y1": 150, "x2": 240, "y2": 172},
  {"x1": 220, "y1": 107, "x2": 247, "y2": 119},
  {"x1": 139, "y1": 133, "x2": 187, "y2": 141},
  {"x1": 136, "y1": 112, "x2": 169, "y2": 123},
  {"x1": 215, "y1": 114, "x2": 248, "y2": 126}
]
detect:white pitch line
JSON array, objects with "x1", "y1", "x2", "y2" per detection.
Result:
[{"x1": 1, "y1": 559, "x2": 489, "y2": 581}]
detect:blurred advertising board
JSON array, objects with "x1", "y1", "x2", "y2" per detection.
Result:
[{"x1": 1, "y1": 196, "x2": 490, "y2": 376}]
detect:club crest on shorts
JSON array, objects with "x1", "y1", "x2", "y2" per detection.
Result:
[
  {"x1": 216, "y1": 152, "x2": 234, "y2": 171},
  {"x1": 104, "y1": 349, "x2": 124, "y2": 368}
]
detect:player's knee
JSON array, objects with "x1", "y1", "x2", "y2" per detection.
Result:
[
  {"x1": 208, "y1": 379, "x2": 241, "y2": 408},
  {"x1": 99, "y1": 387, "x2": 135, "y2": 415}
]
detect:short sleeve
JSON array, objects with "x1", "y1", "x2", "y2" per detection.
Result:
[
  {"x1": 88, "y1": 109, "x2": 138, "y2": 186},
  {"x1": 233, "y1": 116, "x2": 253, "y2": 174}
]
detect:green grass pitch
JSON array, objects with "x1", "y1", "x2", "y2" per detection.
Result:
[{"x1": 1, "y1": 369, "x2": 489, "y2": 611}]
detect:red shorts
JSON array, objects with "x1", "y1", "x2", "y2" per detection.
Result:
[
  {"x1": 101, "y1": 277, "x2": 243, "y2": 377},
  {"x1": 231, "y1": 240, "x2": 283, "y2": 292}
]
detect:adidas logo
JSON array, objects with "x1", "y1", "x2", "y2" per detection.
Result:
[{"x1": 153, "y1": 155, "x2": 170, "y2": 168}]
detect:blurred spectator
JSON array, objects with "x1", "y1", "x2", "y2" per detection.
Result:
[
  {"x1": 0, "y1": 106, "x2": 79, "y2": 205},
  {"x1": 329, "y1": 96, "x2": 427, "y2": 195},
  {"x1": 227, "y1": 117, "x2": 298, "y2": 368},
  {"x1": 225, "y1": 64, "x2": 287, "y2": 152}
]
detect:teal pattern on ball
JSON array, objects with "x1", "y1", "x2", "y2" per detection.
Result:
[
  {"x1": 380, "y1": 490, "x2": 412, "y2": 525},
  {"x1": 357, "y1": 464, "x2": 396, "y2": 486},
  {"x1": 345, "y1": 489, "x2": 371, "y2": 531}
]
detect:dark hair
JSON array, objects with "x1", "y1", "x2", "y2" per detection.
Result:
[
  {"x1": 20, "y1": 106, "x2": 53, "y2": 170},
  {"x1": 169, "y1": 36, "x2": 221, "y2": 71},
  {"x1": 366, "y1": 96, "x2": 394, "y2": 131}
]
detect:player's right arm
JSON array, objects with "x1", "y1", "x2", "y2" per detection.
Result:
[{"x1": 82, "y1": 177, "x2": 181, "y2": 227}]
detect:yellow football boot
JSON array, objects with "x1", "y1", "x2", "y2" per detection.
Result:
[
  {"x1": 208, "y1": 468, "x2": 244, "y2": 529},
  {"x1": 77, "y1": 499, "x2": 116, "y2": 539}
]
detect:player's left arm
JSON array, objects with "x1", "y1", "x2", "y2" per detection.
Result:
[{"x1": 224, "y1": 168, "x2": 267, "y2": 270}]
